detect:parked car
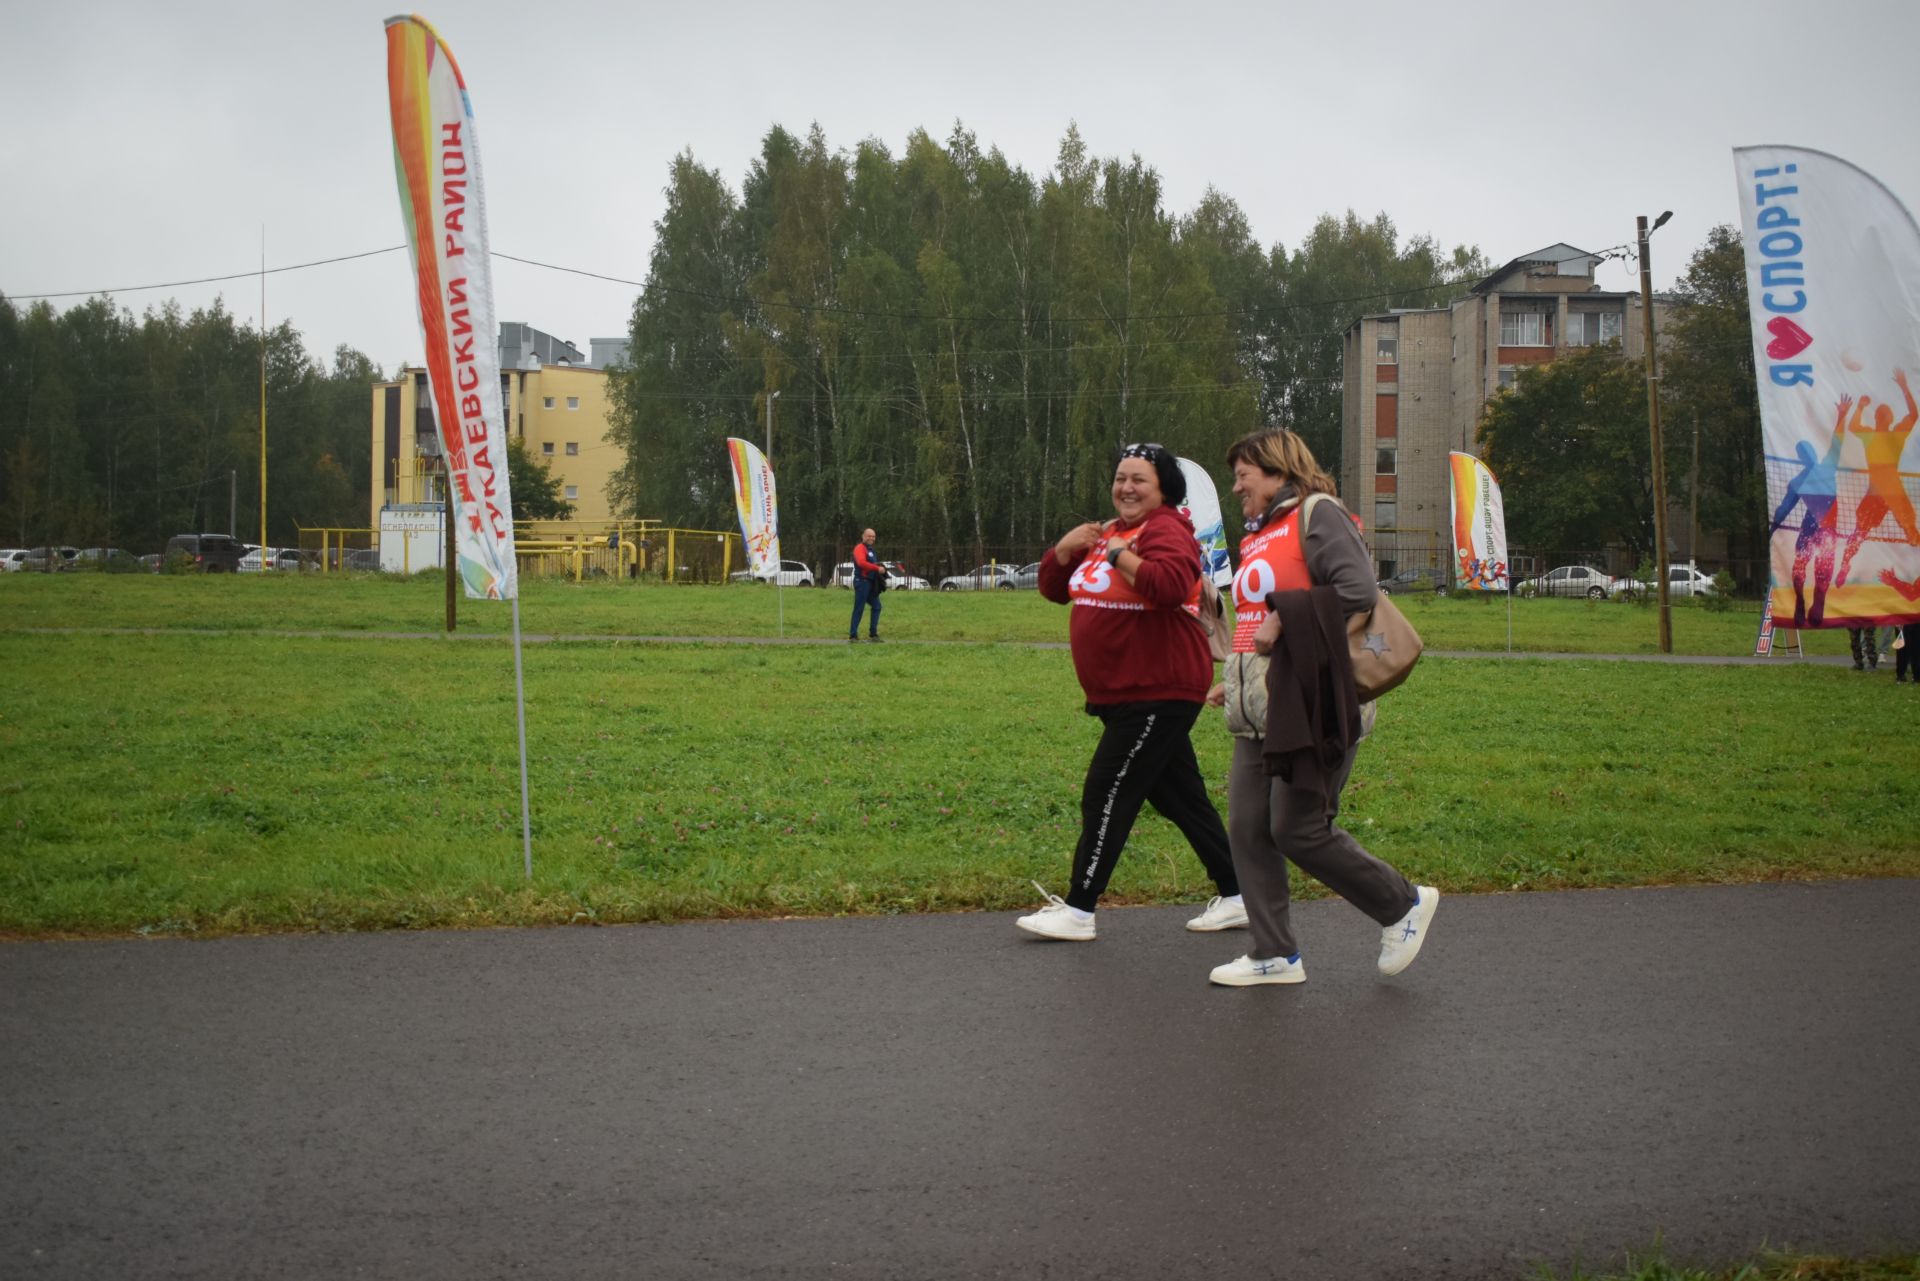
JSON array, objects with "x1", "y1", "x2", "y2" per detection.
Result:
[
  {"x1": 0, "y1": 549, "x2": 29, "y2": 572},
  {"x1": 163, "y1": 533, "x2": 248, "y2": 573},
  {"x1": 729, "y1": 559, "x2": 816, "y2": 587},
  {"x1": 938, "y1": 564, "x2": 1019, "y2": 591},
  {"x1": 1377, "y1": 567, "x2": 1450, "y2": 596},
  {"x1": 239, "y1": 547, "x2": 308, "y2": 573},
  {"x1": 74, "y1": 547, "x2": 140, "y2": 572},
  {"x1": 828, "y1": 561, "x2": 859, "y2": 589},
  {"x1": 138, "y1": 553, "x2": 164, "y2": 573},
  {"x1": 1013, "y1": 561, "x2": 1044, "y2": 590},
  {"x1": 344, "y1": 548, "x2": 382, "y2": 571},
  {"x1": 1515, "y1": 564, "x2": 1615, "y2": 600},
  {"x1": 1611, "y1": 565, "x2": 1720, "y2": 601},
  {"x1": 22, "y1": 546, "x2": 81, "y2": 571}
]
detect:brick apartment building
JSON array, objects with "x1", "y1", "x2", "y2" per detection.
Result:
[{"x1": 1340, "y1": 243, "x2": 1668, "y2": 577}]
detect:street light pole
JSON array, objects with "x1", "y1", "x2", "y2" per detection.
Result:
[
  {"x1": 1637, "y1": 211, "x2": 1673, "y2": 654},
  {"x1": 765, "y1": 389, "x2": 780, "y2": 461}
]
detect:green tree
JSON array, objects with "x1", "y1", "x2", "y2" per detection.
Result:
[
  {"x1": 505, "y1": 436, "x2": 574, "y2": 520},
  {"x1": 1663, "y1": 225, "x2": 1764, "y2": 560},
  {"x1": 1478, "y1": 343, "x2": 1655, "y2": 556}
]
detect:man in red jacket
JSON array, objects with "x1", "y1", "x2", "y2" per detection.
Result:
[{"x1": 849, "y1": 528, "x2": 886, "y2": 642}]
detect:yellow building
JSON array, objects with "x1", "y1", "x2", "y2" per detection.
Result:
[{"x1": 370, "y1": 325, "x2": 628, "y2": 526}]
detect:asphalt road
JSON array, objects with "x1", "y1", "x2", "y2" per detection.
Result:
[{"x1": 4, "y1": 881, "x2": 1917, "y2": 1279}]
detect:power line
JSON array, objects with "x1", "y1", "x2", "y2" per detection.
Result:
[
  {"x1": 4, "y1": 246, "x2": 409, "y2": 301},
  {"x1": 11, "y1": 244, "x2": 1490, "y2": 327}
]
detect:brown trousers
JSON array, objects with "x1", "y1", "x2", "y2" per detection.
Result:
[{"x1": 1226, "y1": 735, "x2": 1417, "y2": 961}]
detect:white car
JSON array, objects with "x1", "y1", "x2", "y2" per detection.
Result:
[
  {"x1": 0, "y1": 549, "x2": 28, "y2": 572},
  {"x1": 1515, "y1": 565, "x2": 1615, "y2": 600},
  {"x1": 238, "y1": 547, "x2": 307, "y2": 573},
  {"x1": 1612, "y1": 565, "x2": 1720, "y2": 600},
  {"x1": 938, "y1": 564, "x2": 1019, "y2": 591},
  {"x1": 882, "y1": 561, "x2": 928, "y2": 591},
  {"x1": 729, "y1": 559, "x2": 816, "y2": 587}
]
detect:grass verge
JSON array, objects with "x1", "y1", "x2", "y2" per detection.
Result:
[{"x1": 1, "y1": 631, "x2": 1912, "y2": 936}]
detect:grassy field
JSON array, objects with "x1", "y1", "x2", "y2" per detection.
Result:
[
  {"x1": 0, "y1": 569, "x2": 1862, "y2": 656},
  {"x1": 1, "y1": 587, "x2": 1912, "y2": 935},
  {"x1": 1537, "y1": 1247, "x2": 1920, "y2": 1280}
]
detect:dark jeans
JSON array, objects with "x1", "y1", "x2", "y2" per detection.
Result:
[
  {"x1": 1898, "y1": 624, "x2": 1920, "y2": 680},
  {"x1": 1065, "y1": 700, "x2": 1238, "y2": 911},
  {"x1": 850, "y1": 577, "x2": 882, "y2": 637}
]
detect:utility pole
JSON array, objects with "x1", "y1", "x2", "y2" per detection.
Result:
[
  {"x1": 765, "y1": 389, "x2": 780, "y2": 460},
  {"x1": 1637, "y1": 212, "x2": 1673, "y2": 653},
  {"x1": 1689, "y1": 407, "x2": 1701, "y2": 573},
  {"x1": 259, "y1": 229, "x2": 268, "y2": 566}
]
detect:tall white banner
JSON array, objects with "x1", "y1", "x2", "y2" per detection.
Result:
[
  {"x1": 726, "y1": 438, "x2": 781, "y2": 576},
  {"x1": 1176, "y1": 458, "x2": 1233, "y2": 587},
  {"x1": 1736, "y1": 146, "x2": 1920, "y2": 628},
  {"x1": 385, "y1": 15, "x2": 517, "y2": 600}
]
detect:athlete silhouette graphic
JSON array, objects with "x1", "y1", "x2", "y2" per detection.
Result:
[
  {"x1": 1835, "y1": 368, "x2": 1919, "y2": 586},
  {"x1": 1769, "y1": 395, "x2": 1852, "y2": 627}
]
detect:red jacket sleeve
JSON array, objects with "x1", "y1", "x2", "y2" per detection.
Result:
[
  {"x1": 1037, "y1": 547, "x2": 1074, "y2": 603},
  {"x1": 853, "y1": 544, "x2": 881, "y2": 574}
]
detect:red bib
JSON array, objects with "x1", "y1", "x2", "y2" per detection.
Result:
[
  {"x1": 1231, "y1": 509, "x2": 1311, "y2": 652},
  {"x1": 1068, "y1": 541, "x2": 1202, "y2": 618}
]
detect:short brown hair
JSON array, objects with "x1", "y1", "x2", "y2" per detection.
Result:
[{"x1": 1225, "y1": 428, "x2": 1338, "y2": 497}]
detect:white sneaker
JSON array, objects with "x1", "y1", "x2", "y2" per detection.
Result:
[
  {"x1": 1378, "y1": 886, "x2": 1439, "y2": 976},
  {"x1": 1186, "y1": 895, "x2": 1249, "y2": 932},
  {"x1": 1209, "y1": 953, "x2": 1305, "y2": 986},
  {"x1": 1015, "y1": 882, "x2": 1095, "y2": 941}
]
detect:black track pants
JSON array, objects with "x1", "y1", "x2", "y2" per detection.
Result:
[{"x1": 1065, "y1": 700, "x2": 1238, "y2": 912}]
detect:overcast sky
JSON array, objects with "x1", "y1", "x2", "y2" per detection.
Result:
[{"x1": 5, "y1": 0, "x2": 1918, "y2": 373}]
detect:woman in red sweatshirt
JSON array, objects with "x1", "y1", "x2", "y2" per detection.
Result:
[{"x1": 1015, "y1": 443, "x2": 1244, "y2": 941}]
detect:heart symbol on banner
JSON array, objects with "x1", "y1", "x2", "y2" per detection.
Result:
[{"x1": 1766, "y1": 316, "x2": 1813, "y2": 360}]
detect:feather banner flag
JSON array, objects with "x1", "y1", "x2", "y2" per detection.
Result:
[
  {"x1": 726, "y1": 438, "x2": 781, "y2": 577},
  {"x1": 1736, "y1": 146, "x2": 1920, "y2": 628},
  {"x1": 384, "y1": 14, "x2": 516, "y2": 600},
  {"x1": 1448, "y1": 451, "x2": 1510, "y2": 592},
  {"x1": 1176, "y1": 458, "x2": 1233, "y2": 587}
]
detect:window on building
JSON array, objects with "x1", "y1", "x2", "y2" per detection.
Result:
[
  {"x1": 1567, "y1": 311, "x2": 1625, "y2": 347},
  {"x1": 542, "y1": 396, "x2": 554, "y2": 410},
  {"x1": 1376, "y1": 336, "x2": 1398, "y2": 364},
  {"x1": 1499, "y1": 310, "x2": 1547, "y2": 346},
  {"x1": 565, "y1": 441, "x2": 579, "y2": 456},
  {"x1": 541, "y1": 442, "x2": 555, "y2": 456},
  {"x1": 1497, "y1": 367, "x2": 1519, "y2": 390},
  {"x1": 1375, "y1": 500, "x2": 1397, "y2": 528},
  {"x1": 564, "y1": 485, "x2": 579, "y2": 501},
  {"x1": 566, "y1": 396, "x2": 580, "y2": 410},
  {"x1": 1376, "y1": 447, "x2": 1396, "y2": 475}
]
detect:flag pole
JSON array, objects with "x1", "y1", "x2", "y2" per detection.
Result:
[{"x1": 512, "y1": 592, "x2": 533, "y2": 879}]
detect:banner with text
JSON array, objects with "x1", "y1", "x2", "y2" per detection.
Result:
[
  {"x1": 726, "y1": 438, "x2": 781, "y2": 576},
  {"x1": 1448, "y1": 451, "x2": 1510, "y2": 591},
  {"x1": 1736, "y1": 145, "x2": 1920, "y2": 627},
  {"x1": 384, "y1": 15, "x2": 517, "y2": 600}
]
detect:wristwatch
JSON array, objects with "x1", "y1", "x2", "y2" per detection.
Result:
[{"x1": 1105, "y1": 544, "x2": 1125, "y2": 567}]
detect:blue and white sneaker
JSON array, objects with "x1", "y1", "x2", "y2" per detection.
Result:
[
  {"x1": 1209, "y1": 953, "x2": 1305, "y2": 986},
  {"x1": 1377, "y1": 886, "x2": 1439, "y2": 976}
]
